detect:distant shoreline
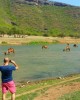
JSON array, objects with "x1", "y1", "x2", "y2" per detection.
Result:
[{"x1": 0, "y1": 36, "x2": 80, "y2": 45}]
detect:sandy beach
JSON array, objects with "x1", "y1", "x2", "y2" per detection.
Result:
[{"x1": 0, "y1": 36, "x2": 80, "y2": 45}]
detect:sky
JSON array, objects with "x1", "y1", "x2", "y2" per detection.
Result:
[{"x1": 50, "y1": 0, "x2": 80, "y2": 6}]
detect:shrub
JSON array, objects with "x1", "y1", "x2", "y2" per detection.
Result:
[
  {"x1": 43, "y1": 33, "x2": 49, "y2": 37},
  {"x1": 1, "y1": 41, "x2": 7, "y2": 44}
]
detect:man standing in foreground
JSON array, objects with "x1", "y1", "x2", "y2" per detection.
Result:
[{"x1": 0, "y1": 57, "x2": 19, "y2": 100}]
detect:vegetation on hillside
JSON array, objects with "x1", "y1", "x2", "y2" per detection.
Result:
[{"x1": 0, "y1": 0, "x2": 80, "y2": 37}]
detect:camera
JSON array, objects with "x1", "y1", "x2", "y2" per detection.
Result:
[{"x1": 9, "y1": 60, "x2": 12, "y2": 62}]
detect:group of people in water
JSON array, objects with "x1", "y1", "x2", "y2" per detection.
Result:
[
  {"x1": 63, "y1": 43, "x2": 78, "y2": 52},
  {"x1": 42, "y1": 43, "x2": 78, "y2": 52},
  {"x1": 4, "y1": 43, "x2": 78, "y2": 56}
]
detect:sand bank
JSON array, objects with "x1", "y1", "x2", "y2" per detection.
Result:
[{"x1": 0, "y1": 36, "x2": 80, "y2": 45}]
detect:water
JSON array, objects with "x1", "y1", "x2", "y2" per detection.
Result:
[{"x1": 0, "y1": 44, "x2": 80, "y2": 82}]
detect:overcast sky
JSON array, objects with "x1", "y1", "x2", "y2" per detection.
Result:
[{"x1": 50, "y1": 0, "x2": 80, "y2": 6}]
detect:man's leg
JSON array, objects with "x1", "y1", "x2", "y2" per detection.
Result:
[
  {"x1": 2, "y1": 93, "x2": 6, "y2": 100},
  {"x1": 2, "y1": 83, "x2": 7, "y2": 100},
  {"x1": 11, "y1": 93, "x2": 15, "y2": 100},
  {"x1": 8, "y1": 81, "x2": 16, "y2": 100}
]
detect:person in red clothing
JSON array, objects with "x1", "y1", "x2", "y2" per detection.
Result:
[{"x1": 0, "y1": 57, "x2": 19, "y2": 100}]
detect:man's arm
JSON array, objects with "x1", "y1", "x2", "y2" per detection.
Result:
[{"x1": 10, "y1": 60, "x2": 19, "y2": 70}]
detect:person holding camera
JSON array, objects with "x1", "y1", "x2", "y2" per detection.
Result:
[{"x1": 0, "y1": 57, "x2": 19, "y2": 100}]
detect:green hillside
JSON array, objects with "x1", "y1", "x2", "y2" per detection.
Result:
[
  {"x1": 0, "y1": 0, "x2": 16, "y2": 34},
  {"x1": 0, "y1": 0, "x2": 80, "y2": 37},
  {"x1": 0, "y1": 0, "x2": 13, "y2": 27}
]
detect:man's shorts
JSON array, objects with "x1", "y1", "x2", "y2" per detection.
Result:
[{"x1": 2, "y1": 81, "x2": 16, "y2": 93}]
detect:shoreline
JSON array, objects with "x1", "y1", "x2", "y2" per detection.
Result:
[
  {"x1": 0, "y1": 36, "x2": 80, "y2": 45},
  {"x1": 16, "y1": 73, "x2": 80, "y2": 86}
]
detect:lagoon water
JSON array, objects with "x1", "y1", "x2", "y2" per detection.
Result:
[{"x1": 0, "y1": 44, "x2": 80, "y2": 82}]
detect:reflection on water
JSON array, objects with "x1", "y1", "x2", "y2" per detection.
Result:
[{"x1": 0, "y1": 44, "x2": 80, "y2": 82}]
